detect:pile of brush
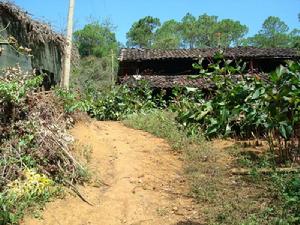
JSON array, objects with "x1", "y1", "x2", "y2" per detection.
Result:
[{"x1": 0, "y1": 66, "x2": 85, "y2": 192}]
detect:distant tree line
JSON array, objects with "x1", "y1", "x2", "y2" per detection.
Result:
[
  {"x1": 73, "y1": 12, "x2": 300, "y2": 59},
  {"x1": 126, "y1": 14, "x2": 248, "y2": 49},
  {"x1": 126, "y1": 13, "x2": 300, "y2": 49}
]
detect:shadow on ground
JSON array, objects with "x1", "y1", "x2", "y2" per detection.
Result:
[{"x1": 175, "y1": 221, "x2": 204, "y2": 225}]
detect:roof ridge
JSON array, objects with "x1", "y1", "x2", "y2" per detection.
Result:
[{"x1": 119, "y1": 47, "x2": 300, "y2": 62}]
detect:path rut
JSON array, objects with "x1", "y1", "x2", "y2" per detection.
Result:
[{"x1": 22, "y1": 121, "x2": 200, "y2": 225}]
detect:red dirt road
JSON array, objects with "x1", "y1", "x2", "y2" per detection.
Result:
[{"x1": 22, "y1": 121, "x2": 200, "y2": 225}]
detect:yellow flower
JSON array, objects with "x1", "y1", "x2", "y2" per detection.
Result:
[{"x1": 6, "y1": 169, "x2": 56, "y2": 200}]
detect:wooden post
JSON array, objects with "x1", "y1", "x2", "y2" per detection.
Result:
[
  {"x1": 111, "y1": 49, "x2": 114, "y2": 84},
  {"x1": 62, "y1": 0, "x2": 75, "y2": 90},
  {"x1": 216, "y1": 32, "x2": 221, "y2": 47}
]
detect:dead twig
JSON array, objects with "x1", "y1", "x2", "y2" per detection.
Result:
[{"x1": 64, "y1": 180, "x2": 94, "y2": 206}]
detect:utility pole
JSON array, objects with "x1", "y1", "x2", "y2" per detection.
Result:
[{"x1": 62, "y1": 0, "x2": 75, "y2": 90}]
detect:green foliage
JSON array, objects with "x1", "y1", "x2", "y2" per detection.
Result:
[
  {"x1": 57, "y1": 81, "x2": 166, "y2": 121},
  {"x1": 74, "y1": 21, "x2": 118, "y2": 58},
  {"x1": 174, "y1": 53, "x2": 300, "y2": 161},
  {"x1": 55, "y1": 88, "x2": 91, "y2": 113},
  {"x1": 123, "y1": 108, "x2": 300, "y2": 225},
  {"x1": 71, "y1": 56, "x2": 116, "y2": 93},
  {"x1": 0, "y1": 75, "x2": 43, "y2": 104},
  {"x1": 215, "y1": 19, "x2": 249, "y2": 47},
  {"x1": 126, "y1": 13, "x2": 248, "y2": 49},
  {"x1": 180, "y1": 13, "x2": 248, "y2": 48},
  {"x1": 125, "y1": 13, "x2": 300, "y2": 49},
  {"x1": 264, "y1": 173, "x2": 300, "y2": 224},
  {"x1": 179, "y1": 13, "x2": 201, "y2": 48},
  {"x1": 289, "y1": 29, "x2": 300, "y2": 49},
  {"x1": 125, "y1": 13, "x2": 248, "y2": 49},
  {"x1": 126, "y1": 16, "x2": 161, "y2": 48},
  {"x1": 281, "y1": 175, "x2": 300, "y2": 224},
  {"x1": 0, "y1": 169, "x2": 61, "y2": 225},
  {"x1": 245, "y1": 16, "x2": 292, "y2": 48},
  {"x1": 124, "y1": 110, "x2": 198, "y2": 150},
  {"x1": 225, "y1": 144, "x2": 300, "y2": 225},
  {"x1": 152, "y1": 20, "x2": 181, "y2": 49},
  {"x1": 194, "y1": 14, "x2": 219, "y2": 48}
]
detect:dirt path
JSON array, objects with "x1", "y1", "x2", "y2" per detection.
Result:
[{"x1": 22, "y1": 121, "x2": 200, "y2": 225}]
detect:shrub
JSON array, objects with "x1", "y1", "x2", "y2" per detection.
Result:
[
  {"x1": 174, "y1": 56, "x2": 300, "y2": 162},
  {"x1": 71, "y1": 56, "x2": 116, "y2": 94},
  {"x1": 57, "y1": 81, "x2": 166, "y2": 121}
]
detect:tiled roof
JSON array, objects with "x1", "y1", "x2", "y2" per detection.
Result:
[
  {"x1": 119, "y1": 74, "x2": 268, "y2": 89},
  {"x1": 119, "y1": 47, "x2": 300, "y2": 62},
  {"x1": 119, "y1": 75, "x2": 210, "y2": 88}
]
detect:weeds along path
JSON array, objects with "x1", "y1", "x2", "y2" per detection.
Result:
[{"x1": 22, "y1": 121, "x2": 200, "y2": 225}]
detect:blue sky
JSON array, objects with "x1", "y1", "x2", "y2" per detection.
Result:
[{"x1": 13, "y1": 0, "x2": 300, "y2": 44}]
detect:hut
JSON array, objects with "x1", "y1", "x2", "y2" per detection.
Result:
[
  {"x1": 118, "y1": 47, "x2": 300, "y2": 88},
  {"x1": 0, "y1": 2, "x2": 70, "y2": 87}
]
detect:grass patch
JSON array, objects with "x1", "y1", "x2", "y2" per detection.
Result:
[{"x1": 124, "y1": 110, "x2": 200, "y2": 151}]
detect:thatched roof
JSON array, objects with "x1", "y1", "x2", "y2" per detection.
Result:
[
  {"x1": 119, "y1": 47, "x2": 300, "y2": 62},
  {"x1": 0, "y1": 2, "x2": 65, "y2": 52},
  {"x1": 0, "y1": 2, "x2": 81, "y2": 81}
]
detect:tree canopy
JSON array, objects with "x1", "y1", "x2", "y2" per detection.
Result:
[
  {"x1": 126, "y1": 16, "x2": 161, "y2": 48},
  {"x1": 245, "y1": 16, "x2": 291, "y2": 48},
  {"x1": 216, "y1": 19, "x2": 248, "y2": 47},
  {"x1": 75, "y1": 13, "x2": 299, "y2": 52},
  {"x1": 179, "y1": 13, "x2": 201, "y2": 48},
  {"x1": 194, "y1": 14, "x2": 218, "y2": 48},
  {"x1": 126, "y1": 13, "x2": 248, "y2": 49},
  {"x1": 74, "y1": 21, "x2": 118, "y2": 58},
  {"x1": 152, "y1": 20, "x2": 181, "y2": 49}
]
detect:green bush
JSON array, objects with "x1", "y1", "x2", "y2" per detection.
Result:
[
  {"x1": 57, "y1": 81, "x2": 166, "y2": 120},
  {"x1": 71, "y1": 56, "x2": 116, "y2": 94},
  {"x1": 174, "y1": 56, "x2": 300, "y2": 162},
  {"x1": 279, "y1": 174, "x2": 300, "y2": 224}
]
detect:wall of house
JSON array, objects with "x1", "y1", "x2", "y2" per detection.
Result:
[
  {"x1": 118, "y1": 57, "x2": 290, "y2": 78},
  {"x1": 30, "y1": 41, "x2": 63, "y2": 83},
  {"x1": 251, "y1": 58, "x2": 287, "y2": 73},
  {"x1": 0, "y1": 44, "x2": 32, "y2": 72},
  {"x1": 118, "y1": 59, "x2": 199, "y2": 77},
  {"x1": 0, "y1": 17, "x2": 32, "y2": 72}
]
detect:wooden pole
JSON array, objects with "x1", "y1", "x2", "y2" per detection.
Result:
[
  {"x1": 62, "y1": 0, "x2": 75, "y2": 90},
  {"x1": 111, "y1": 49, "x2": 114, "y2": 84}
]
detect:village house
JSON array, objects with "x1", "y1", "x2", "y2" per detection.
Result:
[
  {"x1": 0, "y1": 2, "x2": 76, "y2": 88},
  {"x1": 118, "y1": 47, "x2": 300, "y2": 88}
]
